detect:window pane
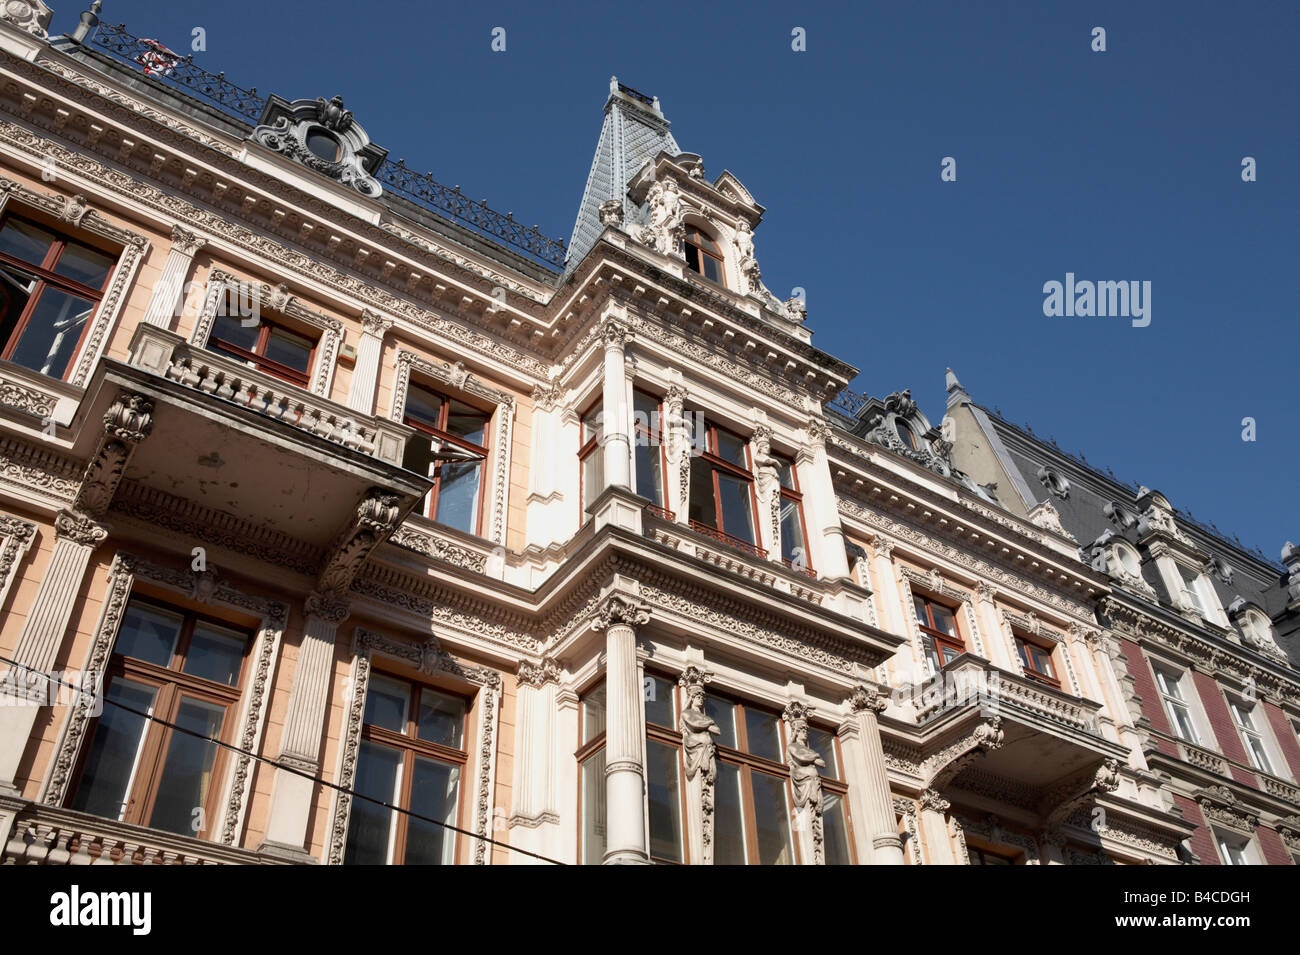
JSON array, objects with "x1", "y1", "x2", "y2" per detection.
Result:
[
  {"x1": 701, "y1": 253, "x2": 723, "y2": 285},
  {"x1": 115, "y1": 603, "x2": 183, "y2": 668},
  {"x1": 7, "y1": 285, "x2": 96, "y2": 377},
  {"x1": 405, "y1": 755, "x2": 460, "y2": 864},
  {"x1": 646, "y1": 740, "x2": 683, "y2": 863},
  {"x1": 53, "y1": 242, "x2": 115, "y2": 288},
  {"x1": 713, "y1": 761, "x2": 747, "y2": 865},
  {"x1": 263, "y1": 326, "x2": 314, "y2": 374},
  {"x1": 148, "y1": 697, "x2": 225, "y2": 836},
  {"x1": 581, "y1": 405, "x2": 603, "y2": 444},
  {"x1": 433, "y1": 460, "x2": 481, "y2": 534},
  {"x1": 364, "y1": 675, "x2": 409, "y2": 733},
  {"x1": 210, "y1": 312, "x2": 259, "y2": 352},
  {"x1": 779, "y1": 497, "x2": 806, "y2": 564},
  {"x1": 345, "y1": 741, "x2": 402, "y2": 864},
  {"x1": 405, "y1": 385, "x2": 444, "y2": 430},
  {"x1": 634, "y1": 439, "x2": 662, "y2": 506},
  {"x1": 183, "y1": 623, "x2": 245, "y2": 686},
  {"x1": 417, "y1": 689, "x2": 465, "y2": 749},
  {"x1": 913, "y1": 595, "x2": 929, "y2": 628},
  {"x1": 745, "y1": 708, "x2": 782, "y2": 762},
  {"x1": 715, "y1": 429, "x2": 747, "y2": 468},
  {"x1": 0, "y1": 218, "x2": 54, "y2": 264},
  {"x1": 930, "y1": 604, "x2": 957, "y2": 637},
  {"x1": 581, "y1": 748, "x2": 606, "y2": 865},
  {"x1": 403, "y1": 432, "x2": 437, "y2": 483},
  {"x1": 644, "y1": 675, "x2": 674, "y2": 728},
  {"x1": 807, "y1": 727, "x2": 838, "y2": 779},
  {"x1": 0, "y1": 264, "x2": 37, "y2": 350},
  {"x1": 751, "y1": 771, "x2": 794, "y2": 865},
  {"x1": 70, "y1": 679, "x2": 156, "y2": 821},
  {"x1": 688, "y1": 458, "x2": 716, "y2": 527},
  {"x1": 704, "y1": 696, "x2": 736, "y2": 749},
  {"x1": 717, "y1": 474, "x2": 754, "y2": 543},
  {"x1": 776, "y1": 457, "x2": 796, "y2": 490},
  {"x1": 824, "y1": 791, "x2": 853, "y2": 865},
  {"x1": 445, "y1": 400, "x2": 487, "y2": 445},
  {"x1": 582, "y1": 444, "x2": 604, "y2": 513},
  {"x1": 581, "y1": 683, "x2": 606, "y2": 744}
]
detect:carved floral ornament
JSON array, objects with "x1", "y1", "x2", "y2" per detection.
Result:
[
  {"x1": 592, "y1": 593, "x2": 651, "y2": 631},
  {"x1": 252, "y1": 95, "x2": 384, "y2": 198}
]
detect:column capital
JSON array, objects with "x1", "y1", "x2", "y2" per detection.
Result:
[
  {"x1": 304, "y1": 591, "x2": 351, "y2": 625},
  {"x1": 919, "y1": 788, "x2": 951, "y2": 815},
  {"x1": 360, "y1": 309, "x2": 394, "y2": 338},
  {"x1": 847, "y1": 683, "x2": 889, "y2": 715},
  {"x1": 170, "y1": 224, "x2": 207, "y2": 257},
  {"x1": 53, "y1": 509, "x2": 108, "y2": 547},
  {"x1": 516, "y1": 658, "x2": 562, "y2": 688},
  {"x1": 600, "y1": 318, "x2": 629, "y2": 350},
  {"x1": 592, "y1": 592, "x2": 650, "y2": 631}
]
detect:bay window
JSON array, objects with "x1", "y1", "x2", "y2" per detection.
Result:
[
  {"x1": 401, "y1": 381, "x2": 490, "y2": 535},
  {"x1": 344, "y1": 673, "x2": 468, "y2": 865},
  {"x1": 69, "y1": 597, "x2": 249, "y2": 838},
  {"x1": 0, "y1": 213, "x2": 116, "y2": 380}
]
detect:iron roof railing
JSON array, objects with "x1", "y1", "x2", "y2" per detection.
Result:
[{"x1": 87, "y1": 23, "x2": 566, "y2": 271}]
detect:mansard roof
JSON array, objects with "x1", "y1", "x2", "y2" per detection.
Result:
[{"x1": 566, "y1": 77, "x2": 680, "y2": 273}]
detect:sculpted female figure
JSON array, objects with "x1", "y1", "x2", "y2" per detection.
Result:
[
  {"x1": 786, "y1": 718, "x2": 825, "y2": 816},
  {"x1": 681, "y1": 683, "x2": 720, "y2": 784}
]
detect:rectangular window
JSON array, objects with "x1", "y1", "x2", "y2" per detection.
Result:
[
  {"x1": 1178, "y1": 566, "x2": 1208, "y2": 616},
  {"x1": 913, "y1": 592, "x2": 964, "y2": 672},
  {"x1": 1014, "y1": 634, "x2": 1059, "y2": 687},
  {"x1": 687, "y1": 416, "x2": 762, "y2": 555},
  {"x1": 1216, "y1": 831, "x2": 1251, "y2": 866},
  {"x1": 969, "y1": 846, "x2": 1018, "y2": 865},
  {"x1": 0, "y1": 213, "x2": 117, "y2": 380},
  {"x1": 69, "y1": 597, "x2": 249, "y2": 838},
  {"x1": 344, "y1": 673, "x2": 468, "y2": 865},
  {"x1": 775, "y1": 455, "x2": 812, "y2": 575},
  {"x1": 579, "y1": 399, "x2": 604, "y2": 517},
  {"x1": 206, "y1": 288, "x2": 319, "y2": 388},
  {"x1": 1228, "y1": 698, "x2": 1274, "y2": 775},
  {"x1": 632, "y1": 391, "x2": 665, "y2": 509},
  {"x1": 401, "y1": 381, "x2": 489, "y2": 536},
  {"x1": 577, "y1": 681, "x2": 608, "y2": 864},
  {"x1": 1154, "y1": 666, "x2": 1199, "y2": 744}
]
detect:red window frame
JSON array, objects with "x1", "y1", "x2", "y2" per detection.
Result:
[
  {"x1": 688, "y1": 417, "x2": 763, "y2": 554},
  {"x1": 1013, "y1": 632, "x2": 1060, "y2": 687},
  {"x1": 774, "y1": 454, "x2": 812, "y2": 574},
  {"x1": 206, "y1": 295, "x2": 318, "y2": 389},
  {"x1": 0, "y1": 212, "x2": 116, "y2": 380},
  {"x1": 683, "y1": 226, "x2": 726, "y2": 287},
  {"x1": 914, "y1": 591, "x2": 965, "y2": 668}
]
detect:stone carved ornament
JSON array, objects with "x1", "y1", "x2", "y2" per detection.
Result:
[
  {"x1": 678, "y1": 666, "x2": 720, "y2": 864},
  {"x1": 783, "y1": 701, "x2": 825, "y2": 864},
  {"x1": 252, "y1": 95, "x2": 383, "y2": 198}
]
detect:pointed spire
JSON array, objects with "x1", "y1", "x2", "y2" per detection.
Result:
[
  {"x1": 566, "y1": 77, "x2": 680, "y2": 271},
  {"x1": 945, "y1": 367, "x2": 970, "y2": 409}
]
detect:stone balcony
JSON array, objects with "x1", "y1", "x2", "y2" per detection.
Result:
[
  {"x1": 130, "y1": 324, "x2": 409, "y2": 466},
  {"x1": 917, "y1": 654, "x2": 1104, "y2": 736},
  {"x1": 1, "y1": 799, "x2": 284, "y2": 865}
]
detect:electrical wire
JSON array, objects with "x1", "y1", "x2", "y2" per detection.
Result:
[{"x1": 0, "y1": 653, "x2": 566, "y2": 865}]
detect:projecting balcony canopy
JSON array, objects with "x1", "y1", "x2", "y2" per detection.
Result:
[
  {"x1": 893, "y1": 654, "x2": 1128, "y2": 802},
  {"x1": 65, "y1": 325, "x2": 431, "y2": 553}
]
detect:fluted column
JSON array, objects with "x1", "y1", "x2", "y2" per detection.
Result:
[
  {"x1": 140, "y1": 225, "x2": 206, "y2": 329},
  {"x1": 509, "y1": 659, "x2": 561, "y2": 863},
  {"x1": 0, "y1": 511, "x2": 107, "y2": 794},
  {"x1": 840, "y1": 685, "x2": 905, "y2": 864},
  {"x1": 600, "y1": 320, "x2": 631, "y2": 492},
  {"x1": 918, "y1": 789, "x2": 957, "y2": 864},
  {"x1": 260, "y1": 594, "x2": 349, "y2": 860},
  {"x1": 345, "y1": 311, "x2": 391, "y2": 414},
  {"x1": 593, "y1": 591, "x2": 650, "y2": 864}
]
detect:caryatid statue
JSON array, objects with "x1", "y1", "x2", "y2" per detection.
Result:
[
  {"x1": 646, "y1": 178, "x2": 684, "y2": 254},
  {"x1": 784, "y1": 702, "x2": 826, "y2": 864},
  {"x1": 679, "y1": 666, "x2": 720, "y2": 863}
]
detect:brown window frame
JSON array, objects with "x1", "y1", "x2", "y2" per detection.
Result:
[
  {"x1": 206, "y1": 295, "x2": 319, "y2": 389},
  {"x1": 689, "y1": 417, "x2": 765, "y2": 557},
  {"x1": 67, "y1": 594, "x2": 251, "y2": 835},
  {"x1": 632, "y1": 389, "x2": 670, "y2": 515},
  {"x1": 0, "y1": 211, "x2": 116, "y2": 381},
  {"x1": 1013, "y1": 632, "x2": 1061, "y2": 688},
  {"x1": 774, "y1": 453, "x2": 813, "y2": 575},
  {"x1": 913, "y1": 591, "x2": 966, "y2": 669},
  {"x1": 683, "y1": 225, "x2": 726, "y2": 287},
  {"x1": 402, "y1": 378, "x2": 492, "y2": 536},
  {"x1": 351, "y1": 671, "x2": 470, "y2": 865},
  {"x1": 577, "y1": 395, "x2": 604, "y2": 521}
]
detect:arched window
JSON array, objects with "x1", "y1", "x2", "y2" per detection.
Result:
[
  {"x1": 683, "y1": 226, "x2": 725, "y2": 285},
  {"x1": 895, "y1": 420, "x2": 918, "y2": 450}
]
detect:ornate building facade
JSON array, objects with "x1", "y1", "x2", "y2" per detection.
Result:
[{"x1": 0, "y1": 5, "x2": 1293, "y2": 866}]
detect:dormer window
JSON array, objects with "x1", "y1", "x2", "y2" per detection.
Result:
[
  {"x1": 305, "y1": 127, "x2": 341, "y2": 162},
  {"x1": 895, "y1": 420, "x2": 918, "y2": 450},
  {"x1": 683, "y1": 226, "x2": 724, "y2": 285}
]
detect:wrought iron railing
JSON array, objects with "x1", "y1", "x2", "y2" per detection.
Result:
[
  {"x1": 825, "y1": 384, "x2": 869, "y2": 420},
  {"x1": 689, "y1": 519, "x2": 769, "y2": 560},
  {"x1": 644, "y1": 502, "x2": 676, "y2": 522},
  {"x1": 90, "y1": 23, "x2": 265, "y2": 123},
  {"x1": 781, "y1": 557, "x2": 818, "y2": 580},
  {"x1": 86, "y1": 23, "x2": 567, "y2": 271},
  {"x1": 375, "y1": 160, "x2": 566, "y2": 269}
]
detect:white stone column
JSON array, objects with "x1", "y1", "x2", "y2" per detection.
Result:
[
  {"x1": 345, "y1": 311, "x2": 391, "y2": 414},
  {"x1": 918, "y1": 789, "x2": 957, "y2": 864},
  {"x1": 870, "y1": 535, "x2": 907, "y2": 638},
  {"x1": 795, "y1": 416, "x2": 850, "y2": 579},
  {"x1": 840, "y1": 685, "x2": 905, "y2": 864},
  {"x1": 260, "y1": 595, "x2": 348, "y2": 860},
  {"x1": 554, "y1": 687, "x2": 581, "y2": 864},
  {"x1": 140, "y1": 225, "x2": 206, "y2": 329},
  {"x1": 593, "y1": 591, "x2": 649, "y2": 864},
  {"x1": 0, "y1": 510, "x2": 107, "y2": 794},
  {"x1": 600, "y1": 320, "x2": 631, "y2": 492},
  {"x1": 509, "y1": 660, "x2": 561, "y2": 863}
]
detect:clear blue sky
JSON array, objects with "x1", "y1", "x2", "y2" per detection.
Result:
[{"x1": 60, "y1": 1, "x2": 1297, "y2": 559}]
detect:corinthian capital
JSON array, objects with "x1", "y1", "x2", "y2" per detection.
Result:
[
  {"x1": 170, "y1": 225, "x2": 207, "y2": 257},
  {"x1": 847, "y1": 683, "x2": 888, "y2": 715},
  {"x1": 600, "y1": 320, "x2": 629, "y2": 349},
  {"x1": 54, "y1": 509, "x2": 108, "y2": 547},
  {"x1": 592, "y1": 593, "x2": 650, "y2": 631},
  {"x1": 360, "y1": 310, "x2": 394, "y2": 337}
]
